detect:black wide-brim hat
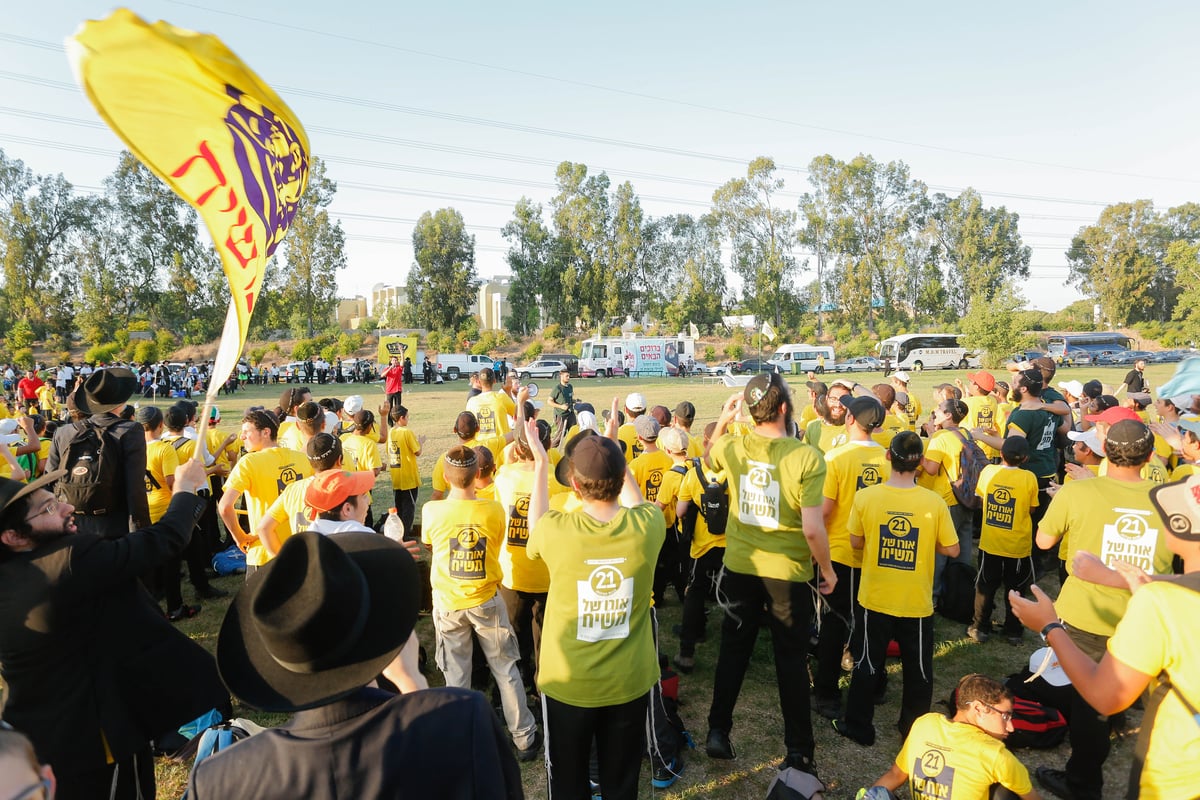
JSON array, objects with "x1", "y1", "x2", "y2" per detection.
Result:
[
  {"x1": 217, "y1": 531, "x2": 419, "y2": 712},
  {"x1": 72, "y1": 367, "x2": 138, "y2": 414}
]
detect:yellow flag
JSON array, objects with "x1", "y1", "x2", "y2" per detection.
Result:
[{"x1": 67, "y1": 7, "x2": 309, "y2": 364}]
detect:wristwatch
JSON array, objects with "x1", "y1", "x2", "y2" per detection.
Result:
[{"x1": 1040, "y1": 621, "x2": 1065, "y2": 641}]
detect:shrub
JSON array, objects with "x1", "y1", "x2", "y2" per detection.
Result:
[
  {"x1": 542, "y1": 323, "x2": 561, "y2": 343},
  {"x1": 85, "y1": 342, "x2": 120, "y2": 364},
  {"x1": 11, "y1": 348, "x2": 32, "y2": 369},
  {"x1": 292, "y1": 340, "x2": 316, "y2": 361},
  {"x1": 705, "y1": 345, "x2": 717, "y2": 363},
  {"x1": 523, "y1": 341, "x2": 544, "y2": 362},
  {"x1": 131, "y1": 340, "x2": 159, "y2": 364}
]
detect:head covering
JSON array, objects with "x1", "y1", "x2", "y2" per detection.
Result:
[
  {"x1": 72, "y1": 367, "x2": 137, "y2": 414},
  {"x1": 967, "y1": 370, "x2": 996, "y2": 392},
  {"x1": 633, "y1": 415, "x2": 660, "y2": 441},
  {"x1": 1085, "y1": 405, "x2": 1140, "y2": 424},
  {"x1": 1159, "y1": 357, "x2": 1200, "y2": 402},
  {"x1": 0, "y1": 468, "x2": 67, "y2": 519},
  {"x1": 845, "y1": 396, "x2": 885, "y2": 431},
  {"x1": 1029, "y1": 646, "x2": 1071, "y2": 687},
  {"x1": 1105, "y1": 419, "x2": 1152, "y2": 451},
  {"x1": 569, "y1": 435, "x2": 625, "y2": 484},
  {"x1": 658, "y1": 427, "x2": 689, "y2": 454},
  {"x1": 1067, "y1": 427, "x2": 1103, "y2": 454},
  {"x1": 342, "y1": 395, "x2": 364, "y2": 415},
  {"x1": 576, "y1": 410, "x2": 598, "y2": 434},
  {"x1": 554, "y1": 429, "x2": 598, "y2": 488},
  {"x1": 1128, "y1": 392, "x2": 1153, "y2": 408},
  {"x1": 805, "y1": 380, "x2": 828, "y2": 396},
  {"x1": 672, "y1": 401, "x2": 696, "y2": 424},
  {"x1": 1057, "y1": 380, "x2": 1084, "y2": 398},
  {"x1": 871, "y1": 383, "x2": 896, "y2": 409},
  {"x1": 1016, "y1": 368, "x2": 1044, "y2": 391},
  {"x1": 625, "y1": 393, "x2": 647, "y2": 413},
  {"x1": 1177, "y1": 418, "x2": 1200, "y2": 438},
  {"x1": 303, "y1": 470, "x2": 376, "y2": 519},
  {"x1": 216, "y1": 531, "x2": 419, "y2": 712},
  {"x1": 892, "y1": 371, "x2": 911, "y2": 384},
  {"x1": 1081, "y1": 380, "x2": 1103, "y2": 400}
]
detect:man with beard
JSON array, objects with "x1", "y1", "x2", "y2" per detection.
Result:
[
  {"x1": 0, "y1": 459, "x2": 227, "y2": 799},
  {"x1": 805, "y1": 379, "x2": 851, "y2": 453},
  {"x1": 704, "y1": 372, "x2": 837, "y2": 779}
]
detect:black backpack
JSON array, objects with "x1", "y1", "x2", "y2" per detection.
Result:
[
  {"x1": 950, "y1": 429, "x2": 990, "y2": 510},
  {"x1": 694, "y1": 457, "x2": 729, "y2": 535},
  {"x1": 936, "y1": 560, "x2": 976, "y2": 624},
  {"x1": 56, "y1": 420, "x2": 121, "y2": 514}
]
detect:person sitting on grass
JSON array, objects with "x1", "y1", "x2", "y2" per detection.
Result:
[{"x1": 856, "y1": 673, "x2": 1040, "y2": 800}]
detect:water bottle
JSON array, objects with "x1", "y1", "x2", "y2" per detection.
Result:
[{"x1": 383, "y1": 507, "x2": 405, "y2": 543}]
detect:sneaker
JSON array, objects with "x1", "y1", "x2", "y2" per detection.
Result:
[
  {"x1": 812, "y1": 694, "x2": 842, "y2": 720},
  {"x1": 516, "y1": 729, "x2": 542, "y2": 762},
  {"x1": 195, "y1": 585, "x2": 229, "y2": 599},
  {"x1": 167, "y1": 604, "x2": 201, "y2": 622},
  {"x1": 651, "y1": 757, "x2": 683, "y2": 789},
  {"x1": 589, "y1": 780, "x2": 603, "y2": 800},
  {"x1": 831, "y1": 718, "x2": 875, "y2": 746},
  {"x1": 705, "y1": 728, "x2": 736, "y2": 759},
  {"x1": 966, "y1": 626, "x2": 990, "y2": 644},
  {"x1": 673, "y1": 653, "x2": 695, "y2": 674},
  {"x1": 1035, "y1": 766, "x2": 1075, "y2": 799},
  {"x1": 778, "y1": 751, "x2": 818, "y2": 775}
]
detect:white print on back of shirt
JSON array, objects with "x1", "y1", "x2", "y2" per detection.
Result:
[
  {"x1": 577, "y1": 561, "x2": 632, "y2": 642},
  {"x1": 1100, "y1": 507, "x2": 1161, "y2": 572},
  {"x1": 738, "y1": 459, "x2": 781, "y2": 529}
]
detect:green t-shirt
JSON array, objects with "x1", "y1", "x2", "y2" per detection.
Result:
[
  {"x1": 1004, "y1": 406, "x2": 1057, "y2": 479},
  {"x1": 527, "y1": 503, "x2": 664, "y2": 707},
  {"x1": 1039, "y1": 476, "x2": 1173, "y2": 637},
  {"x1": 549, "y1": 382, "x2": 574, "y2": 419},
  {"x1": 710, "y1": 430, "x2": 826, "y2": 582}
]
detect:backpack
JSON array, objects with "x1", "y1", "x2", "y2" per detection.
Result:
[
  {"x1": 55, "y1": 420, "x2": 121, "y2": 514},
  {"x1": 950, "y1": 429, "x2": 990, "y2": 510},
  {"x1": 693, "y1": 457, "x2": 729, "y2": 535},
  {"x1": 766, "y1": 767, "x2": 825, "y2": 800},
  {"x1": 179, "y1": 719, "x2": 259, "y2": 797},
  {"x1": 936, "y1": 560, "x2": 976, "y2": 624},
  {"x1": 211, "y1": 545, "x2": 246, "y2": 576}
]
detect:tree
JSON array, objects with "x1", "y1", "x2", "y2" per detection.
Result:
[
  {"x1": 1067, "y1": 200, "x2": 1167, "y2": 327},
  {"x1": 712, "y1": 157, "x2": 797, "y2": 329},
  {"x1": 960, "y1": 282, "x2": 1032, "y2": 367},
  {"x1": 406, "y1": 208, "x2": 478, "y2": 332},
  {"x1": 927, "y1": 189, "x2": 1031, "y2": 317},
  {"x1": 274, "y1": 158, "x2": 346, "y2": 337},
  {"x1": 502, "y1": 197, "x2": 551, "y2": 335},
  {"x1": 644, "y1": 214, "x2": 727, "y2": 332},
  {"x1": 550, "y1": 162, "x2": 611, "y2": 329}
]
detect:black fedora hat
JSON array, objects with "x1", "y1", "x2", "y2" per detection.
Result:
[
  {"x1": 0, "y1": 469, "x2": 67, "y2": 519},
  {"x1": 216, "y1": 530, "x2": 419, "y2": 712},
  {"x1": 72, "y1": 367, "x2": 138, "y2": 415}
]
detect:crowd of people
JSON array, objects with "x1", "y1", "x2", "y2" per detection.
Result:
[{"x1": 0, "y1": 354, "x2": 1198, "y2": 799}]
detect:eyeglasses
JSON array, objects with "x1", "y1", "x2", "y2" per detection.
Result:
[
  {"x1": 24, "y1": 499, "x2": 57, "y2": 522},
  {"x1": 9, "y1": 777, "x2": 52, "y2": 800},
  {"x1": 978, "y1": 701, "x2": 1013, "y2": 722}
]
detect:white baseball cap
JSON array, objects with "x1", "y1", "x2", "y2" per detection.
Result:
[
  {"x1": 1066, "y1": 427, "x2": 1103, "y2": 454},
  {"x1": 1057, "y1": 380, "x2": 1084, "y2": 398},
  {"x1": 1029, "y1": 646, "x2": 1071, "y2": 687},
  {"x1": 625, "y1": 393, "x2": 647, "y2": 412},
  {"x1": 892, "y1": 371, "x2": 911, "y2": 384},
  {"x1": 343, "y1": 395, "x2": 364, "y2": 415}
]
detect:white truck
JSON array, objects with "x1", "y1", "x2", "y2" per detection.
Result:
[
  {"x1": 579, "y1": 333, "x2": 696, "y2": 377},
  {"x1": 433, "y1": 352, "x2": 494, "y2": 380},
  {"x1": 767, "y1": 344, "x2": 836, "y2": 374}
]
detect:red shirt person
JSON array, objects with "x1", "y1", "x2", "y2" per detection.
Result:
[
  {"x1": 17, "y1": 370, "x2": 43, "y2": 407},
  {"x1": 381, "y1": 356, "x2": 404, "y2": 413}
]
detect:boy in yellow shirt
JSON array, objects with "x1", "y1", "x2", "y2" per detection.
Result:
[
  {"x1": 421, "y1": 445, "x2": 541, "y2": 761},
  {"x1": 386, "y1": 405, "x2": 423, "y2": 534},
  {"x1": 970, "y1": 437, "x2": 1039, "y2": 645}
]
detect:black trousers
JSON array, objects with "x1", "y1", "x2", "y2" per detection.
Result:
[
  {"x1": 499, "y1": 586, "x2": 546, "y2": 689},
  {"x1": 707, "y1": 569, "x2": 815, "y2": 760},
  {"x1": 678, "y1": 546, "x2": 724, "y2": 657},
  {"x1": 1062, "y1": 626, "x2": 1111, "y2": 800},
  {"x1": 652, "y1": 526, "x2": 688, "y2": 606},
  {"x1": 813, "y1": 561, "x2": 860, "y2": 700},
  {"x1": 393, "y1": 487, "x2": 418, "y2": 537},
  {"x1": 57, "y1": 746, "x2": 156, "y2": 800},
  {"x1": 844, "y1": 611, "x2": 933, "y2": 741},
  {"x1": 973, "y1": 551, "x2": 1035, "y2": 635},
  {"x1": 544, "y1": 692, "x2": 648, "y2": 800}
]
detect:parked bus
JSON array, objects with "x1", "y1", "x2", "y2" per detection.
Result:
[
  {"x1": 1045, "y1": 332, "x2": 1134, "y2": 358},
  {"x1": 768, "y1": 344, "x2": 836, "y2": 374},
  {"x1": 877, "y1": 333, "x2": 980, "y2": 373}
]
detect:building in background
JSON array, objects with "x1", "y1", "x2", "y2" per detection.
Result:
[
  {"x1": 477, "y1": 276, "x2": 511, "y2": 331},
  {"x1": 335, "y1": 296, "x2": 368, "y2": 330}
]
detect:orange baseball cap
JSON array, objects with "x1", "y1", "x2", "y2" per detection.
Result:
[{"x1": 304, "y1": 470, "x2": 376, "y2": 519}]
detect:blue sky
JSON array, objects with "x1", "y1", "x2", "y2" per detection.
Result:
[{"x1": 2, "y1": 1, "x2": 1197, "y2": 314}]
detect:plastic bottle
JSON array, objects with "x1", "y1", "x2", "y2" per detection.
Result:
[{"x1": 383, "y1": 507, "x2": 405, "y2": 543}]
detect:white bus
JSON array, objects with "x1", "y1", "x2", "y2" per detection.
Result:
[
  {"x1": 877, "y1": 333, "x2": 980, "y2": 372},
  {"x1": 768, "y1": 344, "x2": 836, "y2": 374}
]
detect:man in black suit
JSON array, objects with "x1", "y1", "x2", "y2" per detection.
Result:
[
  {"x1": 0, "y1": 458, "x2": 227, "y2": 800},
  {"x1": 189, "y1": 531, "x2": 524, "y2": 799},
  {"x1": 46, "y1": 367, "x2": 150, "y2": 538}
]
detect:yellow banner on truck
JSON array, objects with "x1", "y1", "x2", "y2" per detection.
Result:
[{"x1": 377, "y1": 334, "x2": 419, "y2": 365}]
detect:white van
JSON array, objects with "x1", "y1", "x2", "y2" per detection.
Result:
[{"x1": 768, "y1": 344, "x2": 835, "y2": 374}]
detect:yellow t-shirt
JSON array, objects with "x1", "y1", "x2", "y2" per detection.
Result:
[
  {"x1": 1170, "y1": 462, "x2": 1198, "y2": 482},
  {"x1": 421, "y1": 498, "x2": 505, "y2": 611},
  {"x1": 1107, "y1": 579, "x2": 1200, "y2": 800},
  {"x1": 899, "y1": 392, "x2": 922, "y2": 428},
  {"x1": 475, "y1": 482, "x2": 496, "y2": 502},
  {"x1": 678, "y1": 462, "x2": 727, "y2": 558},
  {"x1": 1039, "y1": 476, "x2": 1173, "y2": 637},
  {"x1": 651, "y1": 458, "x2": 689, "y2": 530},
  {"x1": 340, "y1": 432, "x2": 382, "y2": 473},
  {"x1": 896, "y1": 712, "x2": 1033, "y2": 799},
  {"x1": 975, "y1": 464, "x2": 1038, "y2": 558},
  {"x1": 35, "y1": 385, "x2": 56, "y2": 414},
  {"x1": 804, "y1": 419, "x2": 848, "y2": 454},
  {"x1": 629, "y1": 449, "x2": 673, "y2": 506},
  {"x1": 1097, "y1": 457, "x2": 1170, "y2": 486},
  {"x1": 387, "y1": 426, "x2": 420, "y2": 491},
  {"x1": 492, "y1": 463, "x2": 563, "y2": 593},
  {"x1": 144, "y1": 439, "x2": 179, "y2": 523},
  {"x1": 276, "y1": 419, "x2": 296, "y2": 444},
  {"x1": 965, "y1": 394, "x2": 1000, "y2": 458},
  {"x1": 466, "y1": 390, "x2": 515, "y2": 438},
  {"x1": 921, "y1": 429, "x2": 964, "y2": 508},
  {"x1": 527, "y1": 503, "x2": 665, "y2": 707},
  {"x1": 823, "y1": 441, "x2": 890, "y2": 568},
  {"x1": 709, "y1": 431, "x2": 826, "y2": 582},
  {"x1": 799, "y1": 404, "x2": 819, "y2": 430},
  {"x1": 850, "y1": 483, "x2": 957, "y2": 618},
  {"x1": 277, "y1": 425, "x2": 306, "y2": 454},
  {"x1": 994, "y1": 400, "x2": 1013, "y2": 434},
  {"x1": 225, "y1": 446, "x2": 313, "y2": 567},
  {"x1": 432, "y1": 434, "x2": 506, "y2": 493},
  {"x1": 871, "y1": 414, "x2": 905, "y2": 448},
  {"x1": 617, "y1": 422, "x2": 643, "y2": 463},
  {"x1": 262, "y1": 474, "x2": 317, "y2": 558},
  {"x1": 685, "y1": 433, "x2": 704, "y2": 460}
]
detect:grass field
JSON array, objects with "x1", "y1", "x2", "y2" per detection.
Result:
[{"x1": 151, "y1": 363, "x2": 1168, "y2": 798}]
